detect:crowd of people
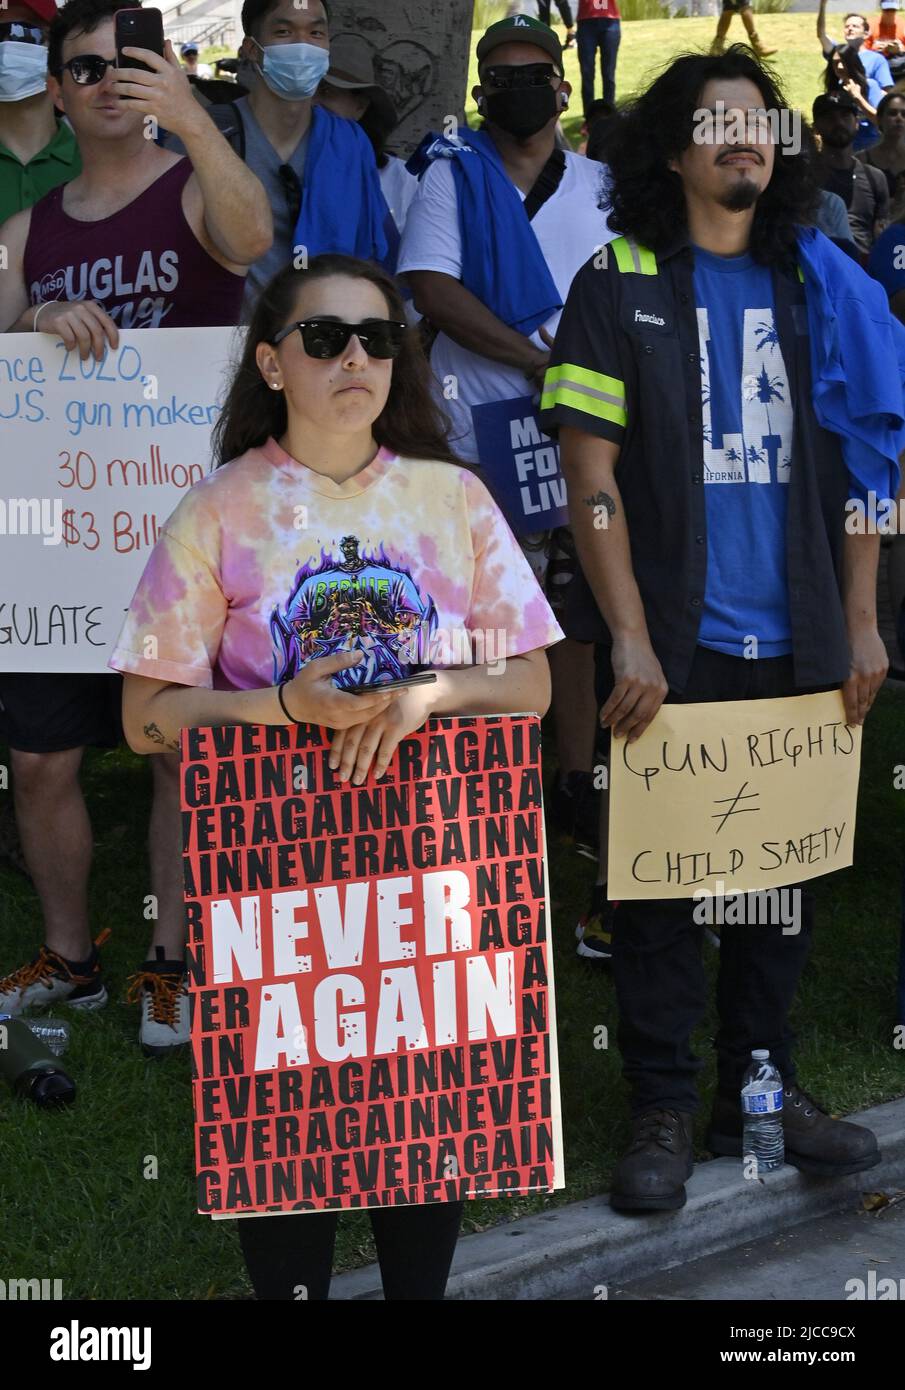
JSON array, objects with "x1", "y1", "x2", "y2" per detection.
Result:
[{"x1": 0, "y1": 0, "x2": 903, "y2": 1299}]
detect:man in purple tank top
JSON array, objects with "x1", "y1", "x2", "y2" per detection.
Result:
[
  {"x1": 0, "y1": 0, "x2": 271, "y2": 336},
  {"x1": 0, "y1": 0, "x2": 272, "y2": 1056}
]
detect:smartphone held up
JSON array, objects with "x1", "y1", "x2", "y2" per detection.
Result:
[{"x1": 114, "y1": 5, "x2": 164, "y2": 89}]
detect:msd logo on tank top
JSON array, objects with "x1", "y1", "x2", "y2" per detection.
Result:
[{"x1": 33, "y1": 250, "x2": 181, "y2": 329}]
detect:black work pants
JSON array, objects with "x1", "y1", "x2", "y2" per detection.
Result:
[{"x1": 598, "y1": 644, "x2": 829, "y2": 1114}]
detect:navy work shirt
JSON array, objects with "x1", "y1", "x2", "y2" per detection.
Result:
[{"x1": 538, "y1": 231, "x2": 853, "y2": 694}]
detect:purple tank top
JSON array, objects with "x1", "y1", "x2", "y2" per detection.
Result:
[{"x1": 24, "y1": 158, "x2": 245, "y2": 328}]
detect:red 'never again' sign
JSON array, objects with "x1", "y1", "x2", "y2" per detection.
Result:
[{"x1": 181, "y1": 714, "x2": 564, "y2": 1217}]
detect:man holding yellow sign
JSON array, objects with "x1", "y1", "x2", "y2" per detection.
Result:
[{"x1": 540, "y1": 50, "x2": 904, "y2": 1211}]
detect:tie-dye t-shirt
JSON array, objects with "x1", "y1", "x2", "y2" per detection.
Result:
[{"x1": 108, "y1": 436, "x2": 564, "y2": 692}]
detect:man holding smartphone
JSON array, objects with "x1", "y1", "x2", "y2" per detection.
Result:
[
  {"x1": 0, "y1": 0, "x2": 272, "y2": 1057},
  {"x1": 0, "y1": 0, "x2": 272, "y2": 338}
]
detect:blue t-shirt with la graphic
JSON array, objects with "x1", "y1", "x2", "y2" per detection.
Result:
[{"x1": 693, "y1": 246, "x2": 794, "y2": 658}]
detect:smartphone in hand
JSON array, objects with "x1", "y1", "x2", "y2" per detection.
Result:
[
  {"x1": 114, "y1": 6, "x2": 164, "y2": 78},
  {"x1": 349, "y1": 673, "x2": 438, "y2": 696}
]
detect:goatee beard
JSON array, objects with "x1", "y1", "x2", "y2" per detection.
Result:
[{"x1": 718, "y1": 177, "x2": 760, "y2": 212}]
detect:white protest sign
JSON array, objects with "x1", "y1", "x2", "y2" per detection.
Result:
[{"x1": 0, "y1": 327, "x2": 237, "y2": 673}]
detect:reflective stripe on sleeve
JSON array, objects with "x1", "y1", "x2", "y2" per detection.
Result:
[{"x1": 541, "y1": 363, "x2": 627, "y2": 427}]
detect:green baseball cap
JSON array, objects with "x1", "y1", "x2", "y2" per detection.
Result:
[{"x1": 476, "y1": 13, "x2": 564, "y2": 73}]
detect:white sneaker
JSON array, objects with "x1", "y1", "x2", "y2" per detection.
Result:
[
  {"x1": 0, "y1": 936, "x2": 109, "y2": 1016},
  {"x1": 127, "y1": 953, "x2": 190, "y2": 1057}
]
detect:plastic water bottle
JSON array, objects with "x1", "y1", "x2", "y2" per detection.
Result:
[
  {"x1": 741, "y1": 1048, "x2": 784, "y2": 1172},
  {"x1": 22, "y1": 1018, "x2": 71, "y2": 1057},
  {"x1": 0, "y1": 1014, "x2": 76, "y2": 1106}
]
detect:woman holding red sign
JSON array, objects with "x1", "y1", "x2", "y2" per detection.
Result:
[{"x1": 108, "y1": 254, "x2": 563, "y2": 1299}]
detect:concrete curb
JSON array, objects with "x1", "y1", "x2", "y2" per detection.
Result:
[{"x1": 331, "y1": 1097, "x2": 905, "y2": 1300}]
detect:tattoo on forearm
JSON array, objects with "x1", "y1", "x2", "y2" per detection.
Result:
[
  {"x1": 144, "y1": 722, "x2": 180, "y2": 753},
  {"x1": 584, "y1": 491, "x2": 617, "y2": 517}
]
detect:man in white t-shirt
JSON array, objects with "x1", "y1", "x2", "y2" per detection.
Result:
[
  {"x1": 398, "y1": 12, "x2": 615, "y2": 857},
  {"x1": 399, "y1": 14, "x2": 613, "y2": 504}
]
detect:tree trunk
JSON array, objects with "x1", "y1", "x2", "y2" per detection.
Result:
[{"x1": 328, "y1": 0, "x2": 476, "y2": 156}]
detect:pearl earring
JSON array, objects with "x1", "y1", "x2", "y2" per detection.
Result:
[{"x1": 271, "y1": 382, "x2": 281, "y2": 390}]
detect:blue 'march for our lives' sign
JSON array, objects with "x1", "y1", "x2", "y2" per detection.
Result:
[{"x1": 471, "y1": 395, "x2": 569, "y2": 535}]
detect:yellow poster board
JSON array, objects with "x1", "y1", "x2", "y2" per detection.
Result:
[{"x1": 608, "y1": 691, "x2": 862, "y2": 900}]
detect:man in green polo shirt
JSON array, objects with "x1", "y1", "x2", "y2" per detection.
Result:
[{"x1": 0, "y1": 0, "x2": 80, "y2": 223}]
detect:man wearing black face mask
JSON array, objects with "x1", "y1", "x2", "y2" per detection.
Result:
[
  {"x1": 400, "y1": 13, "x2": 614, "y2": 868},
  {"x1": 401, "y1": 16, "x2": 611, "y2": 456}
]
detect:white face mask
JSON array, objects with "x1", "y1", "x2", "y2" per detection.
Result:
[{"x1": 0, "y1": 40, "x2": 48, "y2": 102}]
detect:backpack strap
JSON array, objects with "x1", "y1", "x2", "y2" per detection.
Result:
[
  {"x1": 523, "y1": 148, "x2": 567, "y2": 222},
  {"x1": 204, "y1": 102, "x2": 246, "y2": 160}
]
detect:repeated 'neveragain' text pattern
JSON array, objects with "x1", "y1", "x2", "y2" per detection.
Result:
[{"x1": 181, "y1": 715, "x2": 561, "y2": 1215}]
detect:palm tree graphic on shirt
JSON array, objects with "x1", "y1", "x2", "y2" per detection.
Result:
[
  {"x1": 754, "y1": 320, "x2": 780, "y2": 353},
  {"x1": 700, "y1": 307, "x2": 790, "y2": 483},
  {"x1": 754, "y1": 362, "x2": 786, "y2": 480},
  {"x1": 753, "y1": 362, "x2": 785, "y2": 432}
]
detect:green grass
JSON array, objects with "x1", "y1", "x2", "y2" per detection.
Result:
[
  {"x1": 465, "y1": 13, "x2": 849, "y2": 144},
  {"x1": 1, "y1": 684, "x2": 903, "y2": 1298}
]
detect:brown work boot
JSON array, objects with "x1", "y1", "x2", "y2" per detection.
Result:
[
  {"x1": 748, "y1": 31, "x2": 777, "y2": 57},
  {"x1": 610, "y1": 1108, "x2": 695, "y2": 1212},
  {"x1": 707, "y1": 1084, "x2": 880, "y2": 1176}
]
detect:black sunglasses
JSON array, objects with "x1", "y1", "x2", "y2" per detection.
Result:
[
  {"x1": 60, "y1": 54, "x2": 118, "y2": 84},
  {"x1": 278, "y1": 163, "x2": 302, "y2": 226},
  {"x1": 483, "y1": 63, "x2": 559, "y2": 90},
  {"x1": 0, "y1": 22, "x2": 46, "y2": 44},
  {"x1": 272, "y1": 319, "x2": 408, "y2": 360}
]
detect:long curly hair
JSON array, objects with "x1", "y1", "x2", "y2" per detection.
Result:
[
  {"x1": 213, "y1": 256, "x2": 459, "y2": 469},
  {"x1": 605, "y1": 46, "x2": 820, "y2": 268}
]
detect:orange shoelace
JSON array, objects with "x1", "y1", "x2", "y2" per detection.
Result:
[
  {"x1": 125, "y1": 970, "x2": 185, "y2": 1027},
  {"x1": 0, "y1": 928, "x2": 110, "y2": 993},
  {"x1": 0, "y1": 945, "x2": 66, "y2": 992}
]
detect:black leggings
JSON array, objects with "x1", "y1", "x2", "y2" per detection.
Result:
[{"x1": 238, "y1": 1201, "x2": 464, "y2": 1301}]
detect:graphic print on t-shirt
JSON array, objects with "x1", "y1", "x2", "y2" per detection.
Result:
[
  {"x1": 31, "y1": 250, "x2": 180, "y2": 330},
  {"x1": 692, "y1": 246, "x2": 794, "y2": 656},
  {"x1": 697, "y1": 306, "x2": 792, "y2": 486},
  {"x1": 270, "y1": 535, "x2": 439, "y2": 692}
]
